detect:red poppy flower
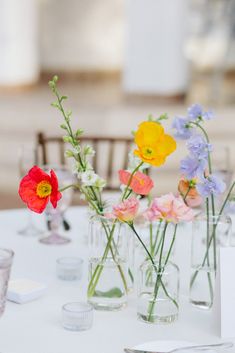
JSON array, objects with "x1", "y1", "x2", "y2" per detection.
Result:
[
  {"x1": 18, "y1": 166, "x2": 62, "y2": 213},
  {"x1": 119, "y1": 170, "x2": 154, "y2": 195}
]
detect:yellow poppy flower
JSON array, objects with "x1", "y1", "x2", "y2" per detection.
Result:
[{"x1": 134, "y1": 121, "x2": 176, "y2": 166}]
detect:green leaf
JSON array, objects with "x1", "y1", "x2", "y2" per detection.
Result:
[
  {"x1": 63, "y1": 136, "x2": 73, "y2": 143},
  {"x1": 51, "y1": 102, "x2": 59, "y2": 108},
  {"x1": 93, "y1": 287, "x2": 123, "y2": 298},
  {"x1": 75, "y1": 128, "x2": 84, "y2": 137},
  {"x1": 60, "y1": 124, "x2": 67, "y2": 130},
  {"x1": 65, "y1": 150, "x2": 74, "y2": 158},
  {"x1": 60, "y1": 95, "x2": 68, "y2": 102},
  {"x1": 67, "y1": 110, "x2": 72, "y2": 117}
]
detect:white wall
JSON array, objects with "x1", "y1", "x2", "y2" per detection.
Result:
[{"x1": 40, "y1": 0, "x2": 124, "y2": 71}]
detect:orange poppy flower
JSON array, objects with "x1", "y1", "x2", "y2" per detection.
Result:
[
  {"x1": 18, "y1": 166, "x2": 62, "y2": 213},
  {"x1": 119, "y1": 170, "x2": 154, "y2": 195},
  {"x1": 178, "y1": 177, "x2": 202, "y2": 208}
]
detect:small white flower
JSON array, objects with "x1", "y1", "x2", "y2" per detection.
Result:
[
  {"x1": 72, "y1": 161, "x2": 80, "y2": 175},
  {"x1": 80, "y1": 171, "x2": 99, "y2": 186},
  {"x1": 94, "y1": 177, "x2": 106, "y2": 189}
]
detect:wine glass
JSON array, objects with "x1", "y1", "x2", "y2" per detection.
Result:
[
  {"x1": 18, "y1": 145, "x2": 43, "y2": 236},
  {"x1": 39, "y1": 165, "x2": 74, "y2": 245}
]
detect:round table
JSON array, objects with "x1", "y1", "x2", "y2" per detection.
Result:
[{"x1": 0, "y1": 207, "x2": 233, "y2": 353}]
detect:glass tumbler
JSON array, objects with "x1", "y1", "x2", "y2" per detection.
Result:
[{"x1": 0, "y1": 248, "x2": 14, "y2": 317}]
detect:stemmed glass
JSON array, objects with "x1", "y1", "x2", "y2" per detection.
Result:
[
  {"x1": 39, "y1": 165, "x2": 74, "y2": 245},
  {"x1": 18, "y1": 145, "x2": 43, "y2": 236}
]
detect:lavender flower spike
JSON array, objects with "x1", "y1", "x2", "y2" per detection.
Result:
[
  {"x1": 172, "y1": 116, "x2": 192, "y2": 140},
  {"x1": 180, "y1": 156, "x2": 207, "y2": 180},
  {"x1": 196, "y1": 175, "x2": 226, "y2": 197},
  {"x1": 187, "y1": 135, "x2": 212, "y2": 159}
]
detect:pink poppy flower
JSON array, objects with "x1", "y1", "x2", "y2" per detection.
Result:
[
  {"x1": 144, "y1": 193, "x2": 194, "y2": 223},
  {"x1": 106, "y1": 197, "x2": 139, "y2": 223},
  {"x1": 119, "y1": 170, "x2": 154, "y2": 195}
]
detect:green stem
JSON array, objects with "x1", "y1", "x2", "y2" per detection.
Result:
[
  {"x1": 206, "y1": 198, "x2": 214, "y2": 305},
  {"x1": 190, "y1": 181, "x2": 235, "y2": 288},
  {"x1": 88, "y1": 220, "x2": 117, "y2": 296},
  {"x1": 59, "y1": 184, "x2": 75, "y2": 193},
  {"x1": 122, "y1": 162, "x2": 143, "y2": 200},
  {"x1": 147, "y1": 222, "x2": 168, "y2": 321}
]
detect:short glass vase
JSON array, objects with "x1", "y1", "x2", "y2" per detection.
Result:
[{"x1": 137, "y1": 260, "x2": 179, "y2": 324}]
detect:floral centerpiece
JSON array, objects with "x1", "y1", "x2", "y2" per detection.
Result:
[{"x1": 19, "y1": 76, "x2": 197, "y2": 323}]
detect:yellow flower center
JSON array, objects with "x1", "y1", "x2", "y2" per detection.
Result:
[
  {"x1": 36, "y1": 181, "x2": 52, "y2": 198},
  {"x1": 142, "y1": 146, "x2": 154, "y2": 159}
]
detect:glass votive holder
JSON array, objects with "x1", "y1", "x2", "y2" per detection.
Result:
[
  {"x1": 62, "y1": 302, "x2": 93, "y2": 331},
  {"x1": 56, "y1": 257, "x2": 83, "y2": 281}
]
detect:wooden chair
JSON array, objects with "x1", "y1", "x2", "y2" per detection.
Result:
[{"x1": 36, "y1": 132, "x2": 133, "y2": 191}]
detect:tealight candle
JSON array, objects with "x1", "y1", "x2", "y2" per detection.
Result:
[
  {"x1": 62, "y1": 302, "x2": 93, "y2": 331},
  {"x1": 56, "y1": 257, "x2": 83, "y2": 281}
]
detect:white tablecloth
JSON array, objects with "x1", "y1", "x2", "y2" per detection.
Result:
[{"x1": 0, "y1": 207, "x2": 234, "y2": 353}]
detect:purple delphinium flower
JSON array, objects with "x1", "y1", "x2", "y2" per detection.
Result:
[
  {"x1": 188, "y1": 104, "x2": 203, "y2": 121},
  {"x1": 187, "y1": 135, "x2": 212, "y2": 159},
  {"x1": 202, "y1": 110, "x2": 214, "y2": 121},
  {"x1": 187, "y1": 103, "x2": 214, "y2": 122},
  {"x1": 180, "y1": 156, "x2": 207, "y2": 180},
  {"x1": 196, "y1": 175, "x2": 226, "y2": 197},
  {"x1": 172, "y1": 116, "x2": 192, "y2": 140}
]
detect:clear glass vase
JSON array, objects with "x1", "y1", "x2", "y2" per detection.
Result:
[
  {"x1": 137, "y1": 260, "x2": 179, "y2": 324},
  {"x1": 190, "y1": 213, "x2": 232, "y2": 310},
  {"x1": 136, "y1": 220, "x2": 176, "y2": 265},
  {"x1": 87, "y1": 216, "x2": 131, "y2": 311}
]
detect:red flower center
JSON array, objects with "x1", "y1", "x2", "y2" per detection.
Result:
[{"x1": 36, "y1": 180, "x2": 52, "y2": 198}]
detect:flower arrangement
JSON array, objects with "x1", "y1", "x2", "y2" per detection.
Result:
[
  {"x1": 21, "y1": 77, "x2": 226, "y2": 322},
  {"x1": 172, "y1": 104, "x2": 235, "y2": 308}
]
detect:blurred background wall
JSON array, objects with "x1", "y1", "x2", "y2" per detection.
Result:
[{"x1": 0, "y1": 0, "x2": 235, "y2": 209}]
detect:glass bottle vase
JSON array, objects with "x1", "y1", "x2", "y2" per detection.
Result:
[
  {"x1": 190, "y1": 213, "x2": 232, "y2": 309},
  {"x1": 137, "y1": 260, "x2": 179, "y2": 324},
  {"x1": 87, "y1": 216, "x2": 131, "y2": 311}
]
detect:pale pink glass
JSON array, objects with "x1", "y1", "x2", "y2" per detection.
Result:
[{"x1": 0, "y1": 248, "x2": 14, "y2": 317}]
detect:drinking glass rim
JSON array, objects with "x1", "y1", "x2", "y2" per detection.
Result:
[
  {"x1": 56, "y1": 257, "x2": 83, "y2": 265},
  {"x1": 62, "y1": 302, "x2": 93, "y2": 313}
]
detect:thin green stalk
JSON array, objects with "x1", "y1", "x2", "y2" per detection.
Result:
[
  {"x1": 122, "y1": 162, "x2": 143, "y2": 200},
  {"x1": 147, "y1": 222, "x2": 168, "y2": 321},
  {"x1": 206, "y1": 198, "x2": 214, "y2": 305},
  {"x1": 88, "y1": 220, "x2": 117, "y2": 296},
  {"x1": 190, "y1": 182, "x2": 235, "y2": 288}
]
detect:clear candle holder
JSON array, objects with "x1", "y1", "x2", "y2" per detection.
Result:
[
  {"x1": 62, "y1": 302, "x2": 93, "y2": 331},
  {"x1": 56, "y1": 257, "x2": 83, "y2": 281}
]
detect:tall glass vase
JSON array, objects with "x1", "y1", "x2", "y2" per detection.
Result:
[
  {"x1": 87, "y1": 216, "x2": 131, "y2": 311},
  {"x1": 190, "y1": 213, "x2": 231, "y2": 309}
]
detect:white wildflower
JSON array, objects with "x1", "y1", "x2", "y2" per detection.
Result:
[
  {"x1": 94, "y1": 177, "x2": 106, "y2": 189},
  {"x1": 80, "y1": 171, "x2": 99, "y2": 186}
]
